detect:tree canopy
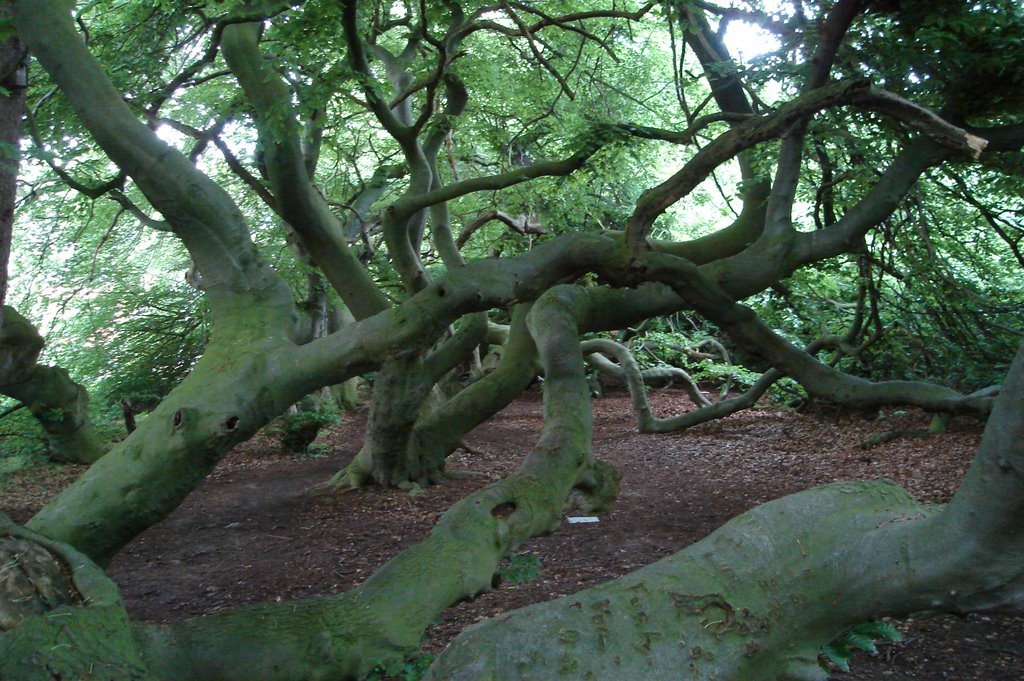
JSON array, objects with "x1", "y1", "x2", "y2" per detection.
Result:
[{"x1": 1, "y1": 0, "x2": 1023, "y2": 679}]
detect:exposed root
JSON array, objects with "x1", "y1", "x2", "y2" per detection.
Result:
[{"x1": 858, "y1": 413, "x2": 950, "y2": 450}]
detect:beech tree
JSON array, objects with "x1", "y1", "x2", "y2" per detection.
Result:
[{"x1": 1, "y1": 0, "x2": 1023, "y2": 679}]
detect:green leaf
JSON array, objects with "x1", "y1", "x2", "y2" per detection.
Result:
[
  {"x1": 845, "y1": 633, "x2": 879, "y2": 654},
  {"x1": 821, "y1": 642, "x2": 852, "y2": 672},
  {"x1": 853, "y1": 620, "x2": 903, "y2": 642}
]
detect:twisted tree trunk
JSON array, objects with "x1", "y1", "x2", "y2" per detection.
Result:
[
  {"x1": 423, "y1": 341, "x2": 1024, "y2": 681},
  {"x1": 0, "y1": 286, "x2": 620, "y2": 681}
]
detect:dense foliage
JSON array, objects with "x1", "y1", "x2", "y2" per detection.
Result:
[
  {"x1": 1, "y1": 1, "x2": 1023, "y2": 679},
  {"x1": 5, "y1": 1, "x2": 1020, "y2": 430}
]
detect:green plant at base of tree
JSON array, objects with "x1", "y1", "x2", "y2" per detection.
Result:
[
  {"x1": 367, "y1": 652, "x2": 436, "y2": 681},
  {"x1": 272, "y1": 408, "x2": 341, "y2": 454},
  {"x1": 498, "y1": 553, "x2": 543, "y2": 585},
  {"x1": 820, "y1": 620, "x2": 904, "y2": 673}
]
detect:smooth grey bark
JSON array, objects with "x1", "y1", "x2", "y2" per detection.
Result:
[{"x1": 424, "y1": 341, "x2": 1024, "y2": 681}]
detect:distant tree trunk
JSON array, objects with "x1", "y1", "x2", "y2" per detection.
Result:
[
  {"x1": 327, "y1": 355, "x2": 443, "y2": 488},
  {"x1": 119, "y1": 395, "x2": 161, "y2": 435},
  {"x1": 405, "y1": 304, "x2": 539, "y2": 469},
  {"x1": 327, "y1": 304, "x2": 362, "y2": 410},
  {"x1": 0, "y1": 7, "x2": 23, "y2": 328}
]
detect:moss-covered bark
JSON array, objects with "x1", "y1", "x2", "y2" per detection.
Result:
[
  {"x1": 640, "y1": 250, "x2": 997, "y2": 417},
  {"x1": 0, "y1": 306, "x2": 106, "y2": 464},
  {"x1": 125, "y1": 286, "x2": 617, "y2": 681},
  {"x1": 0, "y1": 514, "x2": 151, "y2": 680},
  {"x1": 406, "y1": 304, "x2": 539, "y2": 472},
  {"x1": 24, "y1": 322, "x2": 302, "y2": 566},
  {"x1": 424, "y1": 342, "x2": 1024, "y2": 680},
  {"x1": 9, "y1": 2, "x2": 1024, "y2": 679},
  {"x1": 14, "y1": 0, "x2": 305, "y2": 564},
  {"x1": 426, "y1": 480, "x2": 932, "y2": 681},
  {"x1": 328, "y1": 355, "x2": 442, "y2": 488},
  {"x1": 221, "y1": 22, "x2": 390, "y2": 321}
]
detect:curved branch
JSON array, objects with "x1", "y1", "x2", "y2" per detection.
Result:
[
  {"x1": 422, "y1": 312, "x2": 489, "y2": 383},
  {"x1": 132, "y1": 287, "x2": 615, "y2": 681},
  {"x1": 456, "y1": 210, "x2": 545, "y2": 248},
  {"x1": 409, "y1": 304, "x2": 539, "y2": 472},
  {"x1": 341, "y1": 0, "x2": 413, "y2": 145},
  {"x1": 221, "y1": 22, "x2": 390, "y2": 319},
  {"x1": 390, "y1": 128, "x2": 616, "y2": 222},
  {"x1": 581, "y1": 339, "x2": 711, "y2": 427},
  {"x1": 640, "y1": 251, "x2": 995, "y2": 417},
  {"x1": 625, "y1": 81, "x2": 988, "y2": 255},
  {"x1": 458, "y1": 3, "x2": 656, "y2": 40},
  {"x1": 0, "y1": 306, "x2": 106, "y2": 464},
  {"x1": 14, "y1": 0, "x2": 289, "y2": 304},
  {"x1": 425, "y1": 344, "x2": 1024, "y2": 681}
]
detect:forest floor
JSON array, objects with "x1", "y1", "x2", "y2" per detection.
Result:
[{"x1": 3, "y1": 386, "x2": 1023, "y2": 680}]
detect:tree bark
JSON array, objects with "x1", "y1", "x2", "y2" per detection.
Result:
[
  {"x1": 424, "y1": 341, "x2": 1024, "y2": 681},
  {"x1": 0, "y1": 7, "x2": 23, "y2": 328},
  {"x1": 406, "y1": 304, "x2": 540, "y2": 471},
  {"x1": 0, "y1": 306, "x2": 106, "y2": 464}
]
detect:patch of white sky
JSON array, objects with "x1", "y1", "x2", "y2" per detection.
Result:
[
  {"x1": 723, "y1": 10, "x2": 782, "y2": 63},
  {"x1": 659, "y1": 2, "x2": 821, "y2": 241}
]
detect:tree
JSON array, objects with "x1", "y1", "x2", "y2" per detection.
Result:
[{"x1": 1, "y1": 0, "x2": 1023, "y2": 679}]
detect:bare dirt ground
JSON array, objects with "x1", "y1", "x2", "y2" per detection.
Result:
[{"x1": 3, "y1": 386, "x2": 1022, "y2": 679}]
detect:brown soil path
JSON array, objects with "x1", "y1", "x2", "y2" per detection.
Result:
[{"x1": 3, "y1": 387, "x2": 1021, "y2": 679}]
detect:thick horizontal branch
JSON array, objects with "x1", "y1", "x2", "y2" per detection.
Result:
[
  {"x1": 132, "y1": 287, "x2": 614, "y2": 681},
  {"x1": 426, "y1": 344, "x2": 1024, "y2": 680},
  {"x1": 849, "y1": 88, "x2": 988, "y2": 158},
  {"x1": 639, "y1": 251, "x2": 996, "y2": 417},
  {"x1": 617, "y1": 112, "x2": 753, "y2": 144}
]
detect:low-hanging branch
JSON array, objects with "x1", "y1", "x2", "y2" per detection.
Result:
[
  {"x1": 581, "y1": 339, "x2": 711, "y2": 429},
  {"x1": 639, "y1": 251, "x2": 997, "y2": 417},
  {"x1": 12, "y1": 287, "x2": 620, "y2": 681},
  {"x1": 421, "y1": 342, "x2": 1024, "y2": 680},
  {"x1": 582, "y1": 335, "x2": 848, "y2": 434}
]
